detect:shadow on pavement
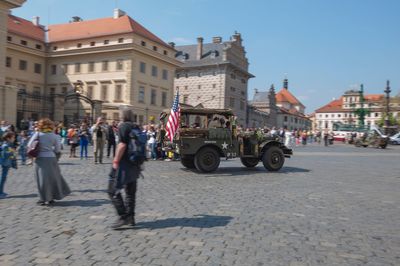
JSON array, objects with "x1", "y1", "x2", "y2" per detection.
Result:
[
  {"x1": 54, "y1": 199, "x2": 109, "y2": 207},
  {"x1": 191, "y1": 166, "x2": 311, "y2": 176},
  {"x1": 133, "y1": 214, "x2": 232, "y2": 229},
  {"x1": 72, "y1": 189, "x2": 107, "y2": 193},
  {"x1": 6, "y1": 193, "x2": 37, "y2": 199}
]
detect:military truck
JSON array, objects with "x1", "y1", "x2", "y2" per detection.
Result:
[
  {"x1": 354, "y1": 126, "x2": 389, "y2": 149},
  {"x1": 173, "y1": 108, "x2": 292, "y2": 173}
]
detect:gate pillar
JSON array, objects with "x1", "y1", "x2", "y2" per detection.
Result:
[
  {"x1": 52, "y1": 94, "x2": 65, "y2": 123},
  {"x1": 92, "y1": 100, "x2": 103, "y2": 123}
]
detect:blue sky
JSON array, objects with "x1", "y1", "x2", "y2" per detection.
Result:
[{"x1": 13, "y1": 0, "x2": 400, "y2": 113}]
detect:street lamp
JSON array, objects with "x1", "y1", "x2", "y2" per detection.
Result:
[{"x1": 384, "y1": 80, "x2": 391, "y2": 131}]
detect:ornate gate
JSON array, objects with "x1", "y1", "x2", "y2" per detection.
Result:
[{"x1": 64, "y1": 92, "x2": 94, "y2": 126}]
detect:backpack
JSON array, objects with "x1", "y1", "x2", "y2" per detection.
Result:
[{"x1": 127, "y1": 125, "x2": 147, "y2": 166}]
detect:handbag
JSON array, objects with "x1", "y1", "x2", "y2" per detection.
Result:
[{"x1": 27, "y1": 133, "x2": 40, "y2": 158}]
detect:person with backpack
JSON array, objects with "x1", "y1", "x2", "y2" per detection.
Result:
[
  {"x1": 108, "y1": 108, "x2": 145, "y2": 229},
  {"x1": 91, "y1": 117, "x2": 107, "y2": 164}
]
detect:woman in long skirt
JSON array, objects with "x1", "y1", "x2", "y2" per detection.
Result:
[{"x1": 28, "y1": 118, "x2": 70, "y2": 206}]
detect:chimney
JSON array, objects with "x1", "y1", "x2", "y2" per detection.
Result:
[
  {"x1": 212, "y1": 36, "x2": 222, "y2": 43},
  {"x1": 283, "y1": 78, "x2": 288, "y2": 90},
  {"x1": 168, "y1": 42, "x2": 175, "y2": 48},
  {"x1": 196, "y1": 37, "x2": 203, "y2": 60},
  {"x1": 232, "y1": 31, "x2": 242, "y2": 42},
  {"x1": 32, "y1": 16, "x2": 40, "y2": 26},
  {"x1": 114, "y1": 8, "x2": 126, "y2": 19}
]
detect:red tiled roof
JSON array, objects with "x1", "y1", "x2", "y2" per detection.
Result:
[
  {"x1": 279, "y1": 107, "x2": 308, "y2": 118},
  {"x1": 7, "y1": 15, "x2": 45, "y2": 42},
  {"x1": 276, "y1": 88, "x2": 305, "y2": 107},
  {"x1": 364, "y1": 94, "x2": 384, "y2": 101},
  {"x1": 48, "y1": 15, "x2": 171, "y2": 48},
  {"x1": 315, "y1": 98, "x2": 343, "y2": 113}
]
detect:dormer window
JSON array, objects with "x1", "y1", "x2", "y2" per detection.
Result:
[
  {"x1": 53, "y1": 46, "x2": 58, "y2": 51},
  {"x1": 35, "y1": 44, "x2": 42, "y2": 50},
  {"x1": 163, "y1": 50, "x2": 168, "y2": 55},
  {"x1": 153, "y1": 46, "x2": 158, "y2": 51},
  {"x1": 77, "y1": 43, "x2": 82, "y2": 48},
  {"x1": 90, "y1": 42, "x2": 95, "y2": 46},
  {"x1": 20, "y1": 40, "x2": 27, "y2": 46},
  {"x1": 104, "y1": 40, "x2": 109, "y2": 45},
  {"x1": 210, "y1": 50, "x2": 218, "y2": 59},
  {"x1": 7, "y1": 36, "x2": 12, "y2": 42},
  {"x1": 141, "y1": 41, "x2": 146, "y2": 46},
  {"x1": 118, "y1": 38, "x2": 124, "y2": 43}
]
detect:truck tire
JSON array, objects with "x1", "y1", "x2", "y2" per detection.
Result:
[
  {"x1": 240, "y1": 157, "x2": 259, "y2": 168},
  {"x1": 194, "y1": 147, "x2": 220, "y2": 173},
  {"x1": 262, "y1": 146, "x2": 284, "y2": 171},
  {"x1": 181, "y1": 156, "x2": 195, "y2": 169}
]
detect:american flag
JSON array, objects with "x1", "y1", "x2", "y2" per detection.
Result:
[{"x1": 165, "y1": 91, "x2": 180, "y2": 141}]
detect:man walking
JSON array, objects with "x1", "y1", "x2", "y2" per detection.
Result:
[
  {"x1": 107, "y1": 121, "x2": 117, "y2": 158},
  {"x1": 108, "y1": 108, "x2": 141, "y2": 229},
  {"x1": 91, "y1": 117, "x2": 107, "y2": 164}
]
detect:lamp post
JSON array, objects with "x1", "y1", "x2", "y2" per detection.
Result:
[
  {"x1": 74, "y1": 80, "x2": 83, "y2": 124},
  {"x1": 384, "y1": 80, "x2": 391, "y2": 132}
]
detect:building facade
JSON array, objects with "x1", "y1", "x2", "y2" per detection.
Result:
[
  {"x1": 174, "y1": 33, "x2": 254, "y2": 127},
  {"x1": 251, "y1": 79, "x2": 310, "y2": 130},
  {"x1": 315, "y1": 89, "x2": 400, "y2": 130},
  {"x1": 0, "y1": 0, "x2": 26, "y2": 124},
  {"x1": 2, "y1": 8, "x2": 181, "y2": 126}
]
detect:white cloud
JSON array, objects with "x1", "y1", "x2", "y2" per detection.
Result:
[{"x1": 169, "y1": 37, "x2": 193, "y2": 45}]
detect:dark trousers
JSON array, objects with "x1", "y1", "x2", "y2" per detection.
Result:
[
  {"x1": 107, "y1": 141, "x2": 116, "y2": 158},
  {"x1": 108, "y1": 177, "x2": 137, "y2": 218}
]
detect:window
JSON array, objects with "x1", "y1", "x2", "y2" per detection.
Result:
[
  {"x1": 75, "y1": 63, "x2": 81, "y2": 73},
  {"x1": 163, "y1": 50, "x2": 168, "y2": 56},
  {"x1": 183, "y1": 95, "x2": 189, "y2": 104},
  {"x1": 295, "y1": 118, "x2": 298, "y2": 123},
  {"x1": 116, "y1": 59, "x2": 123, "y2": 71},
  {"x1": 151, "y1": 89, "x2": 157, "y2": 105},
  {"x1": 140, "y1": 62, "x2": 146, "y2": 73},
  {"x1": 151, "y1": 66, "x2": 158, "y2": 77},
  {"x1": 162, "y1": 91, "x2": 167, "y2": 107},
  {"x1": 241, "y1": 79, "x2": 246, "y2": 84},
  {"x1": 375, "y1": 113, "x2": 379, "y2": 117},
  {"x1": 19, "y1": 60, "x2": 27, "y2": 70},
  {"x1": 53, "y1": 46, "x2": 58, "y2": 51},
  {"x1": 77, "y1": 43, "x2": 82, "y2": 48},
  {"x1": 141, "y1": 41, "x2": 146, "y2": 46},
  {"x1": 153, "y1": 46, "x2": 158, "y2": 51},
  {"x1": 50, "y1": 88, "x2": 55, "y2": 95},
  {"x1": 212, "y1": 84, "x2": 216, "y2": 88},
  {"x1": 6, "y1": 57, "x2": 11, "y2": 68},
  {"x1": 139, "y1": 86, "x2": 145, "y2": 103},
  {"x1": 104, "y1": 40, "x2": 109, "y2": 45},
  {"x1": 284, "y1": 116, "x2": 288, "y2": 122},
  {"x1": 115, "y1": 84, "x2": 122, "y2": 101},
  {"x1": 162, "y1": 69, "x2": 168, "y2": 80},
  {"x1": 62, "y1": 64, "x2": 68, "y2": 74},
  {"x1": 87, "y1": 86, "x2": 93, "y2": 98},
  {"x1": 118, "y1": 38, "x2": 124, "y2": 43},
  {"x1": 176, "y1": 73, "x2": 180, "y2": 79},
  {"x1": 198, "y1": 85, "x2": 201, "y2": 90},
  {"x1": 33, "y1": 87, "x2": 41, "y2": 97},
  {"x1": 230, "y1": 87, "x2": 236, "y2": 92},
  {"x1": 241, "y1": 91, "x2": 245, "y2": 96},
  {"x1": 231, "y1": 73, "x2": 236, "y2": 79},
  {"x1": 61, "y1": 87, "x2": 67, "y2": 94},
  {"x1": 102, "y1": 61, "x2": 108, "y2": 71},
  {"x1": 7, "y1": 36, "x2": 12, "y2": 42},
  {"x1": 325, "y1": 114, "x2": 328, "y2": 118},
  {"x1": 35, "y1": 44, "x2": 42, "y2": 50},
  {"x1": 88, "y1": 62, "x2": 95, "y2": 72},
  {"x1": 20, "y1": 40, "x2": 27, "y2": 46},
  {"x1": 240, "y1": 100, "x2": 245, "y2": 110},
  {"x1": 198, "y1": 72, "x2": 202, "y2": 77},
  {"x1": 113, "y1": 112, "x2": 119, "y2": 121},
  {"x1": 101, "y1": 85, "x2": 108, "y2": 101},
  {"x1": 51, "y1": 65, "x2": 57, "y2": 75},
  {"x1": 229, "y1": 97, "x2": 235, "y2": 107},
  {"x1": 90, "y1": 42, "x2": 95, "y2": 46},
  {"x1": 184, "y1": 86, "x2": 188, "y2": 90}
]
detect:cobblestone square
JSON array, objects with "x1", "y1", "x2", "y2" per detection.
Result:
[{"x1": 0, "y1": 144, "x2": 399, "y2": 265}]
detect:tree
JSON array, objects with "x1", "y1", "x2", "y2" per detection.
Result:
[{"x1": 377, "y1": 113, "x2": 398, "y2": 127}]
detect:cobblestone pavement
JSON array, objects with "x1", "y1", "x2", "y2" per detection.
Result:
[{"x1": 0, "y1": 144, "x2": 399, "y2": 266}]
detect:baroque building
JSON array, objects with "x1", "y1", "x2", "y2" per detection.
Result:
[
  {"x1": 173, "y1": 33, "x2": 254, "y2": 127},
  {"x1": 2, "y1": 8, "x2": 181, "y2": 126},
  {"x1": 315, "y1": 88, "x2": 400, "y2": 130}
]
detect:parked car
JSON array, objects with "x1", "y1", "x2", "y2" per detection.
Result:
[
  {"x1": 332, "y1": 131, "x2": 347, "y2": 142},
  {"x1": 389, "y1": 132, "x2": 400, "y2": 145},
  {"x1": 354, "y1": 126, "x2": 389, "y2": 149}
]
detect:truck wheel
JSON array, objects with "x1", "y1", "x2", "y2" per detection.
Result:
[
  {"x1": 194, "y1": 147, "x2": 220, "y2": 173},
  {"x1": 181, "y1": 156, "x2": 195, "y2": 169},
  {"x1": 262, "y1": 146, "x2": 284, "y2": 171},
  {"x1": 240, "y1": 157, "x2": 259, "y2": 168}
]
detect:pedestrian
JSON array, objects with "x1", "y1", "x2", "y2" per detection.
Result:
[
  {"x1": 17, "y1": 130, "x2": 29, "y2": 165},
  {"x1": 108, "y1": 108, "x2": 142, "y2": 229},
  {"x1": 79, "y1": 123, "x2": 90, "y2": 159},
  {"x1": 323, "y1": 128, "x2": 329, "y2": 146},
  {"x1": 68, "y1": 126, "x2": 79, "y2": 158},
  {"x1": 28, "y1": 118, "x2": 71, "y2": 206},
  {"x1": 91, "y1": 117, "x2": 107, "y2": 164},
  {"x1": 107, "y1": 121, "x2": 117, "y2": 158},
  {"x1": 147, "y1": 126, "x2": 157, "y2": 160},
  {"x1": 0, "y1": 132, "x2": 17, "y2": 198}
]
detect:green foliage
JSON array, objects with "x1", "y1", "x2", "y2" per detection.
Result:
[{"x1": 377, "y1": 113, "x2": 399, "y2": 127}]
